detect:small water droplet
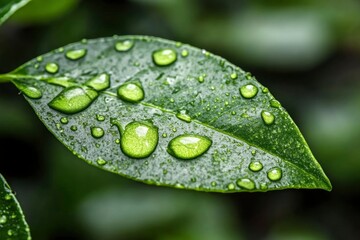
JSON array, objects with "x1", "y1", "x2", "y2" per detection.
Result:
[
  {"x1": 85, "y1": 73, "x2": 110, "y2": 91},
  {"x1": 262, "y1": 87, "x2": 269, "y2": 93},
  {"x1": 175, "y1": 42, "x2": 182, "y2": 47},
  {"x1": 267, "y1": 167, "x2": 282, "y2": 181},
  {"x1": 115, "y1": 40, "x2": 134, "y2": 52},
  {"x1": 8, "y1": 229, "x2": 14, "y2": 236},
  {"x1": 167, "y1": 134, "x2": 212, "y2": 160},
  {"x1": 169, "y1": 98, "x2": 175, "y2": 103},
  {"x1": 45, "y1": 62, "x2": 59, "y2": 74},
  {"x1": 48, "y1": 86, "x2": 98, "y2": 114},
  {"x1": 70, "y1": 125, "x2": 78, "y2": 131},
  {"x1": 36, "y1": 56, "x2": 43, "y2": 62},
  {"x1": 198, "y1": 75, "x2": 205, "y2": 83},
  {"x1": 191, "y1": 177, "x2": 197, "y2": 182},
  {"x1": 14, "y1": 81, "x2": 42, "y2": 99},
  {"x1": 230, "y1": 72, "x2": 238, "y2": 79},
  {"x1": 162, "y1": 133, "x2": 167, "y2": 138},
  {"x1": 117, "y1": 81, "x2": 144, "y2": 103},
  {"x1": 176, "y1": 110, "x2": 191, "y2": 123},
  {"x1": 91, "y1": 126, "x2": 104, "y2": 138},
  {"x1": 211, "y1": 181, "x2": 217, "y2": 187},
  {"x1": 236, "y1": 178, "x2": 255, "y2": 190},
  {"x1": 65, "y1": 49, "x2": 87, "y2": 60},
  {"x1": 152, "y1": 49, "x2": 177, "y2": 66},
  {"x1": 181, "y1": 49, "x2": 188, "y2": 57},
  {"x1": 231, "y1": 111, "x2": 236, "y2": 115},
  {"x1": 261, "y1": 111, "x2": 275, "y2": 125},
  {"x1": 4, "y1": 194, "x2": 11, "y2": 200},
  {"x1": 96, "y1": 114, "x2": 105, "y2": 121},
  {"x1": 249, "y1": 161, "x2": 263, "y2": 172},
  {"x1": 0, "y1": 215, "x2": 7, "y2": 224},
  {"x1": 60, "y1": 117, "x2": 68, "y2": 124},
  {"x1": 121, "y1": 121, "x2": 159, "y2": 159},
  {"x1": 96, "y1": 158, "x2": 107, "y2": 166},
  {"x1": 227, "y1": 183, "x2": 235, "y2": 190},
  {"x1": 240, "y1": 84, "x2": 258, "y2": 99},
  {"x1": 175, "y1": 183, "x2": 185, "y2": 189},
  {"x1": 115, "y1": 138, "x2": 120, "y2": 144},
  {"x1": 270, "y1": 99, "x2": 281, "y2": 108}
]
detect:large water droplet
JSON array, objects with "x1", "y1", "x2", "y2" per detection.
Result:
[
  {"x1": 48, "y1": 86, "x2": 98, "y2": 114},
  {"x1": 167, "y1": 134, "x2": 212, "y2": 160},
  {"x1": 152, "y1": 49, "x2": 177, "y2": 66},
  {"x1": 65, "y1": 49, "x2": 87, "y2": 60},
  {"x1": 267, "y1": 167, "x2": 282, "y2": 181},
  {"x1": 270, "y1": 99, "x2": 281, "y2": 108},
  {"x1": 117, "y1": 81, "x2": 144, "y2": 103},
  {"x1": 261, "y1": 111, "x2": 275, "y2": 125},
  {"x1": 13, "y1": 81, "x2": 42, "y2": 99},
  {"x1": 121, "y1": 121, "x2": 158, "y2": 159},
  {"x1": 115, "y1": 40, "x2": 134, "y2": 52},
  {"x1": 236, "y1": 178, "x2": 255, "y2": 190},
  {"x1": 249, "y1": 161, "x2": 263, "y2": 172},
  {"x1": 85, "y1": 73, "x2": 110, "y2": 91},
  {"x1": 45, "y1": 62, "x2": 59, "y2": 74},
  {"x1": 239, "y1": 84, "x2": 258, "y2": 99},
  {"x1": 91, "y1": 126, "x2": 104, "y2": 138}
]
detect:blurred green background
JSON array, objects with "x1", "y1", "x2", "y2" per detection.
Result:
[{"x1": 1, "y1": 0, "x2": 360, "y2": 239}]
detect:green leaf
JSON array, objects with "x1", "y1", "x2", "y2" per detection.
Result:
[
  {"x1": 0, "y1": 174, "x2": 31, "y2": 240},
  {"x1": 0, "y1": 35, "x2": 331, "y2": 192},
  {"x1": 0, "y1": 0, "x2": 30, "y2": 25}
]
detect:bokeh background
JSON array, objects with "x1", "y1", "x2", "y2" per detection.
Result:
[{"x1": 1, "y1": 0, "x2": 360, "y2": 239}]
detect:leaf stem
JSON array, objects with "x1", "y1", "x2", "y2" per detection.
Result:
[{"x1": 0, "y1": 74, "x2": 12, "y2": 83}]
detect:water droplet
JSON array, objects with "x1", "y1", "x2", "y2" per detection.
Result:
[
  {"x1": 230, "y1": 72, "x2": 238, "y2": 79},
  {"x1": 227, "y1": 183, "x2": 235, "y2": 190},
  {"x1": 91, "y1": 126, "x2": 104, "y2": 138},
  {"x1": 261, "y1": 111, "x2": 275, "y2": 125},
  {"x1": 48, "y1": 86, "x2": 98, "y2": 114},
  {"x1": 191, "y1": 177, "x2": 197, "y2": 182},
  {"x1": 152, "y1": 49, "x2": 177, "y2": 66},
  {"x1": 85, "y1": 73, "x2": 110, "y2": 91},
  {"x1": 96, "y1": 158, "x2": 107, "y2": 166},
  {"x1": 4, "y1": 194, "x2": 12, "y2": 200},
  {"x1": 0, "y1": 215, "x2": 7, "y2": 224},
  {"x1": 167, "y1": 134, "x2": 212, "y2": 160},
  {"x1": 175, "y1": 183, "x2": 185, "y2": 189},
  {"x1": 169, "y1": 98, "x2": 175, "y2": 103},
  {"x1": 121, "y1": 121, "x2": 159, "y2": 159},
  {"x1": 45, "y1": 62, "x2": 59, "y2": 74},
  {"x1": 239, "y1": 84, "x2": 258, "y2": 99},
  {"x1": 267, "y1": 167, "x2": 282, "y2": 181},
  {"x1": 70, "y1": 125, "x2": 78, "y2": 131},
  {"x1": 270, "y1": 99, "x2": 281, "y2": 108},
  {"x1": 117, "y1": 81, "x2": 144, "y2": 103},
  {"x1": 249, "y1": 161, "x2": 263, "y2": 172},
  {"x1": 96, "y1": 114, "x2": 105, "y2": 121},
  {"x1": 176, "y1": 110, "x2": 191, "y2": 123},
  {"x1": 181, "y1": 49, "x2": 188, "y2": 57},
  {"x1": 262, "y1": 87, "x2": 269, "y2": 93},
  {"x1": 13, "y1": 81, "x2": 42, "y2": 99},
  {"x1": 198, "y1": 75, "x2": 205, "y2": 83},
  {"x1": 162, "y1": 133, "x2": 167, "y2": 138},
  {"x1": 236, "y1": 178, "x2": 255, "y2": 190},
  {"x1": 115, "y1": 40, "x2": 134, "y2": 52},
  {"x1": 231, "y1": 111, "x2": 236, "y2": 115},
  {"x1": 65, "y1": 49, "x2": 87, "y2": 60},
  {"x1": 211, "y1": 181, "x2": 217, "y2": 187},
  {"x1": 36, "y1": 56, "x2": 43, "y2": 62},
  {"x1": 60, "y1": 117, "x2": 68, "y2": 124}
]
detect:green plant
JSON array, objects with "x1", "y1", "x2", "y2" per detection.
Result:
[{"x1": 0, "y1": 1, "x2": 332, "y2": 239}]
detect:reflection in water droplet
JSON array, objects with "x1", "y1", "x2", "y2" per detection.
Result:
[
  {"x1": 45, "y1": 62, "x2": 59, "y2": 74},
  {"x1": 267, "y1": 167, "x2": 282, "y2": 181},
  {"x1": 91, "y1": 127, "x2": 104, "y2": 138},
  {"x1": 249, "y1": 161, "x2": 263, "y2": 172},
  {"x1": 115, "y1": 40, "x2": 134, "y2": 52},
  {"x1": 239, "y1": 84, "x2": 258, "y2": 99},
  {"x1": 152, "y1": 49, "x2": 177, "y2": 66},
  {"x1": 117, "y1": 81, "x2": 144, "y2": 103},
  {"x1": 236, "y1": 178, "x2": 255, "y2": 190},
  {"x1": 48, "y1": 86, "x2": 98, "y2": 114},
  {"x1": 85, "y1": 73, "x2": 110, "y2": 91},
  {"x1": 121, "y1": 121, "x2": 158, "y2": 159},
  {"x1": 65, "y1": 49, "x2": 87, "y2": 60},
  {"x1": 261, "y1": 111, "x2": 275, "y2": 125},
  {"x1": 96, "y1": 158, "x2": 107, "y2": 166},
  {"x1": 167, "y1": 134, "x2": 212, "y2": 160}
]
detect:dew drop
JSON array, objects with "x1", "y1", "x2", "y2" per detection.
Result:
[
  {"x1": 267, "y1": 167, "x2": 282, "y2": 181},
  {"x1": 45, "y1": 62, "x2": 59, "y2": 74},
  {"x1": 249, "y1": 161, "x2": 263, "y2": 172},
  {"x1": 239, "y1": 84, "x2": 258, "y2": 99},
  {"x1": 176, "y1": 110, "x2": 191, "y2": 123},
  {"x1": 48, "y1": 86, "x2": 98, "y2": 114},
  {"x1": 181, "y1": 49, "x2": 189, "y2": 57},
  {"x1": 36, "y1": 56, "x2": 43, "y2": 62},
  {"x1": 115, "y1": 40, "x2": 134, "y2": 52},
  {"x1": 0, "y1": 215, "x2": 7, "y2": 224},
  {"x1": 13, "y1": 81, "x2": 42, "y2": 99},
  {"x1": 8, "y1": 229, "x2": 14, "y2": 236},
  {"x1": 162, "y1": 133, "x2": 167, "y2": 138},
  {"x1": 65, "y1": 49, "x2": 87, "y2": 60},
  {"x1": 121, "y1": 121, "x2": 159, "y2": 159},
  {"x1": 230, "y1": 72, "x2": 238, "y2": 79},
  {"x1": 211, "y1": 181, "x2": 217, "y2": 187},
  {"x1": 60, "y1": 117, "x2": 68, "y2": 124},
  {"x1": 261, "y1": 111, "x2": 275, "y2": 125},
  {"x1": 152, "y1": 49, "x2": 177, "y2": 66},
  {"x1": 270, "y1": 99, "x2": 281, "y2": 108},
  {"x1": 4, "y1": 194, "x2": 11, "y2": 200},
  {"x1": 96, "y1": 158, "x2": 107, "y2": 166},
  {"x1": 91, "y1": 127, "x2": 104, "y2": 138},
  {"x1": 85, "y1": 73, "x2": 110, "y2": 91},
  {"x1": 96, "y1": 114, "x2": 105, "y2": 121},
  {"x1": 70, "y1": 125, "x2": 78, "y2": 131},
  {"x1": 167, "y1": 134, "x2": 212, "y2": 160},
  {"x1": 236, "y1": 178, "x2": 255, "y2": 190},
  {"x1": 227, "y1": 183, "x2": 235, "y2": 190},
  {"x1": 198, "y1": 75, "x2": 205, "y2": 83},
  {"x1": 117, "y1": 81, "x2": 144, "y2": 103}
]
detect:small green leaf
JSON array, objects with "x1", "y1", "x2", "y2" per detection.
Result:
[
  {"x1": 0, "y1": 174, "x2": 31, "y2": 240},
  {"x1": 0, "y1": 0, "x2": 30, "y2": 25},
  {"x1": 0, "y1": 35, "x2": 331, "y2": 192}
]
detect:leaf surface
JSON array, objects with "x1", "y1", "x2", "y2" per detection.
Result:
[
  {"x1": 0, "y1": 36, "x2": 331, "y2": 192},
  {"x1": 0, "y1": 174, "x2": 31, "y2": 240},
  {"x1": 0, "y1": 0, "x2": 30, "y2": 25}
]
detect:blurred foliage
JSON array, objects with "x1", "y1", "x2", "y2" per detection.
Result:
[{"x1": 0, "y1": 0, "x2": 360, "y2": 239}]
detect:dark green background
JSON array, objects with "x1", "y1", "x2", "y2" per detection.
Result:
[{"x1": 1, "y1": 0, "x2": 359, "y2": 239}]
